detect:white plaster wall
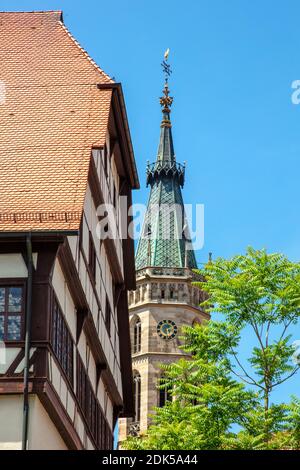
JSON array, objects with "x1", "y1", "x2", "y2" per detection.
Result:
[
  {"x1": 74, "y1": 410, "x2": 85, "y2": 443},
  {"x1": 28, "y1": 396, "x2": 68, "y2": 450},
  {"x1": 0, "y1": 395, "x2": 23, "y2": 449},
  {"x1": 97, "y1": 378, "x2": 113, "y2": 429},
  {"x1": 67, "y1": 235, "x2": 78, "y2": 262},
  {"x1": 0, "y1": 395, "x2": 67, "y2": 450},
  {"x1": 52, "y1": 259, "x2": 76, "y2": 340},
  {"x1": 0, "y1": 254, "x2": 28, "y2": 278},
  {"x1": 77, "y1": 333, "x2": 86, "y2": 366},
  {"x1": 0, "y1": 347, "x2": 20, "y2": 374}
]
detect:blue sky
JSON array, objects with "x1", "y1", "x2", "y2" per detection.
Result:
[{"x1": 3, "y1": 0, "x2": 300, "y2": 425}]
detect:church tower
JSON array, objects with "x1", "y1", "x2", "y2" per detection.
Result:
[{"x1": 119, "y1": 56, "x2": 208, "y2": 442}]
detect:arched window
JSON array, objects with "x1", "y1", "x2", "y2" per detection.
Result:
[
  {"x1": 133, "y1": 317, "x2": 141, "y2": 353},
  {"x1": 158, "y1": 376, "x2": 172, "y2": 407},
  {"x1": 133, "y1": 372, "x2": 141, "y2": 422}
]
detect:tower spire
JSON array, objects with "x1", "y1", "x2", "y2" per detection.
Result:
[{"x1": 135, "y1": 51, "x2": 197, "y2": 270}]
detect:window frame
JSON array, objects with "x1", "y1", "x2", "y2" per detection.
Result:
[
  {"x1": 51, "y1": 295, "x2": 74, "y2": 387},
  {"x1": 158, "y1": 380, "x2": 172, "y2": 408},
  {"x1": 133, "y1": 317, "x2": 141, "y2": 354},
  {"x1": 105, "y1": 295, "x2": 111, "y2": 336},
  {"x1": 103, "y1": 144, "x2": 108, "y2": 177},
  {"x1": 88, "y1": 230, "x2": 96, "y2": 282},
  {"x1": 76, "y1": 351, "x2": 113, "y2": 449},
  {"x1": 133, "y1": 372, "x2": 141, "y2": 422},
  {"x1": 0, "y1": 280, "x2": 26, "y2": 343}
]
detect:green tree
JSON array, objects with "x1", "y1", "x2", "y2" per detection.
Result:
[
  {"x1": 194, "y1": 247, "x2": 300, "y2": 444},
  {"x1": 286, "y1": 396, "x2": 300, "y2": 449},
  {"x1": 123, "y1": 248, "x2": 300, "y2": 450},
  {"x1": 123, "y1": 323, "x2": 257, "y2": 450}
]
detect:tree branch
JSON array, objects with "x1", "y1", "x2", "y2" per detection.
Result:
[
  {"x1": 227, "y1": 365, "x2": 263, "y2": 389},
  {"x1": 272, "y1": 366, "x2": 300, "y2": 388},
  {"x1": 230, "y1": 348, "x2": 264, "y2": 390}
]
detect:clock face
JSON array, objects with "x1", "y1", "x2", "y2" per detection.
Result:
[{"x1": 157, "y1": 320, "x2": 178, "y2": 340}]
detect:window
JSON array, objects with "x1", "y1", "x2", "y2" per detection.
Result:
[
  {"x1": 161, "y1": 289, "x2": 165, "y2": 299},
  {"x1": 86, "y1": 376, "x2": 97, "y2": 439},
  {"x1": 97, "y1": 404, "x2": 113, "y2": 449},
  {"x1": 103, "y1": 144, "x2": 108, "y2": 177},
  {"x1": 105, "y1": 296, "x2": 111, "y2": 336},
  {"x1": 133, "y1": 372, "x2": 141, "y2": 422},
  {"x1": 113, "y1": 183, "x2": 117, "y2": 208},
  {"x1": 0, "y1": 285, "x2": 24, "y2": 341},
  {"x1": 76, "y1": 352, "x2": 113, "y2": 449},
  {"x1": 133, "y1": 317, "x2": 141, "y2": 353},
  {"x1": 159, "y1": 377, "x2": 172, "y2": 407},
  {"x1": 51, "y1": 298, "x2": 74, "y2": 385},
  {"x1": 76, "y1": 352, "x2": 86, "y2": 411},
  {"x1": 170, "y1": 290, "x2": 174, "y2": 299},
  {"x1": 88, "y1": 231, "x2": 96, "y2": 280}
]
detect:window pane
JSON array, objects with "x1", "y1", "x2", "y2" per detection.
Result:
[
  {"x1": 0, "y1": 315, "x2": 4, "y2": 340},
  {"x1": 8, "y1": 287, "x2": 22, "y2": 313},
  {"x1": 7, "y1": 316, "x2": 21, "y2": 340},
  {"x1": 0, "y1": 288, "x2": 5, "y2": 312}
]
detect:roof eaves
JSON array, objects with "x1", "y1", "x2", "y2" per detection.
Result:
[{"x1": 98, "y1": 83, "x2": 140, "y2": 189}]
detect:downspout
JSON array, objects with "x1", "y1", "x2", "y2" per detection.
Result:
[{"x1": 22, "y1": 233, "x2": 33, "y2": 450}]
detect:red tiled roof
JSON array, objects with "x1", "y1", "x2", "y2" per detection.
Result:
[{"x1": 0, "y1": 11, "x2": 114, "y2": 231}]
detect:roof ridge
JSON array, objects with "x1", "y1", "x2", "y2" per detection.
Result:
[
  {"x1": 59, "y1": 21, "x2": 114, "y2": 84},
  {"x1": 0, "y1": 10, "x2": 62, "y2": 14}
]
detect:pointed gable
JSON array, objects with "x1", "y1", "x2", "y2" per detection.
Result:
[{"x1": 0, "y1": 11, "x2": 122, "y2": 231}]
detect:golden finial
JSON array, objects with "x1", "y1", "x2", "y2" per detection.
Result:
[{"x1": 160, "y1": 83, "x2": 173, "y2": 113}]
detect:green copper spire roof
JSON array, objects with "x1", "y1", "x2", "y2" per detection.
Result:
[{"x1": 135, "y1": 63, "x2": 197, "y2": 271}]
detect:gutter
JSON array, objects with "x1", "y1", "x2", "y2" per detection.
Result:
[
  {"x1": 22, "y1": 233, "x2": 33, "y2": 450},
  {"x1": 0, "y1": 230, "x2": 77, "y2": 239}
]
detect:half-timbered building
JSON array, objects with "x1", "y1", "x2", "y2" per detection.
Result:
[{"x1": 0, "y1": 11, "x2": 139, "y2": 450}]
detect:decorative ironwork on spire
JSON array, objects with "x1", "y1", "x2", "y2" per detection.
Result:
[
  {"x1": 160, "y1": 49, "x2": 173, "y2": 126},
  {"x1": 161, "y1": 48, "x2": 172, "y2": 79}
]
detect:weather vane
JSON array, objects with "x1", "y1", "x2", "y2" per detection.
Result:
[
  {"x1": 160, "y1": 48, "x2": 173, "y2": 116},
  {"x1": 161, "y1": 48, "x2": 172, "y2": 82}
]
